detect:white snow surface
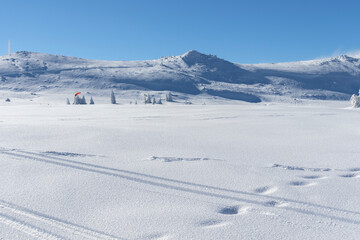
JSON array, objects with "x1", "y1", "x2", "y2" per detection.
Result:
[
  {"x1": 1, "y1": 99, "x2": 360, "y2": 239},
  {"x1": 1, "y1": 50, "x2": 360, "y2": 239}
]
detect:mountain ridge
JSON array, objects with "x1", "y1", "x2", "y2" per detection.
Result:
[{"x1": 1, "y1": 50, "x2": 359, "y2": 102}]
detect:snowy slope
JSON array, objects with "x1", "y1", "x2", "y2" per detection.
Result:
[
  {"x1": 238, "y1": 55, "x2": 360, "y2": 100},
  {"x1": 1, "y1": 50, "x2": 360, "y2": 102},
  {"x1": 1, "y1": 102, "x2": 360, "y2": 239}
]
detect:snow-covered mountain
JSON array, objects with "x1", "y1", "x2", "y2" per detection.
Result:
[{"x1": 1, "y1": 50, "x2": 360, "y2": 102}]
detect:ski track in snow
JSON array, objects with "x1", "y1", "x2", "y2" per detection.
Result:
[
  {"x1": 0, "y1": 202, "x2": 124, "y2": 240},
  {"x1": 0, "y1": 174, "x2": 125, "y2": 240},
  {"x1": 1, "y1": 147, "x2": 360, "y2": 236},
  {"x1": 0, "y1": 213, "x2": 66, "y2": 240},
  {"x1": 42, "y1": 151, "x2": 96, "y2": 158}
]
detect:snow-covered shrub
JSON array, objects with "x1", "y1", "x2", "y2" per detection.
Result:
[
  {"x1": 166, "y1": 92, "x2": 173, "y2": 102},
  {"x1": 144, "y1": 94, "x2": 152, "y2": 104},
  {"x1": 157, "y1": 98, "x2": 162, "y2": 104},
  {"x1": 5, "y1": 98, "x2": 10, "y2": 102},
  {"x1": 90, "y1": 97, "x2": 94, "y2": 104},
  {"x1": 111, "y1": 90, "x2": 116, "y2": 104},
  {"x1": 350, "y1": 94, "x2": 360, "y2": 108}
]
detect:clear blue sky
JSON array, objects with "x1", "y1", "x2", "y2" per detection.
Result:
[{"x1": 1, "y1": 0, "x2": 359, "y2": 63}]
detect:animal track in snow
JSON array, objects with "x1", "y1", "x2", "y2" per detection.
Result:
[
  {"x1": 289, "y1": 181, "x2": 315, "y2": 187},
  {"x1": 199, "y1": 219, "x2": 230, "y2": 228},
  {"x1": 218, "y1": 206, "x2": 248, "y2": 215},
  {"x1": 273, "y1": 164, "x2": 331, "y2": 172},
  {"x1": 139, "y1": 233, "x2": 174, "y2": 240},
  {"x1": 263, "y1": 200, "x2": 287, "y2": 207},
  {"x1": 254, "y1": 186, "x2": 278, "y2": 195},
  {"x1": 301, "y1": 175, "x2": 326, "y2": 180},
  {"x1": 339, "y1": 173, "x2": 359, "y2": 178},
  {"x1": 218, "y1": 206, "x2": 239, "y2": 215},
  {"x1": 149, "y1": 156, "x2": 212, "y2": 162},
  {"x1": 348, "y1": 168, "x2": 360, "y2": 172}
]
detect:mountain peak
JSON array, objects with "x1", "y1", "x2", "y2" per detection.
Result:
[
  {"x1": 181, "y1": 50, "x2": 208, "y2": 59},
  {"x1": 13, "y1": 51, "x2": 36, "y2": 57},
  {"x1": 332, "y1": 54, "x2": 358, "y2": 63},
  {"x1": 181, "y1": 50, "x2": 221, "y2": 67}
]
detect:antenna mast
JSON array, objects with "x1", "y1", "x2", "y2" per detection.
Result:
[{"x1": 8, "y1": 40, "x2": 11, "y2": 56}]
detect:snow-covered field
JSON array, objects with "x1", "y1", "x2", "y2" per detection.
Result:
[{"x1": 1, "y1": 100, "x2": 360, "y2": 239}]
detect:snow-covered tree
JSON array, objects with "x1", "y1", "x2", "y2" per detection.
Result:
[
  {"x1": 152, "y1": 98, "x2": 156, "y2": 104},
  {"x1": 111, "y1": 90, "x2": 116, "y2": 104},
  {"x1": 157, "y1": 98, "x2": 162, "y2": 104},
  {"x1": 135, "y1": 100, "x2": 138, "y2": 105},
  {"x1": 73, "y1": 96, "x2": 80, "y2": 104},
  {"x1": 350, "y1": 94, "x2": 360, "y2": 108},
  {"x1": 66, "y1": 98, "x2": 70, "y2": 105},
  {"x1": 81, "y1": 96, "x2": 87, "y2": 104},
  {"x1": 166, "y1": 92, "x2": 173, "y2": 102},
  {"x1": 90, "y1": 97, "x2": 94, "y2": 104},
  {"x1": 73, "y1": 95, "x2": 87, "y2": 104}
]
